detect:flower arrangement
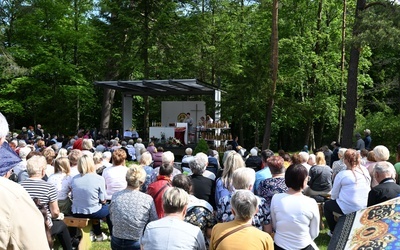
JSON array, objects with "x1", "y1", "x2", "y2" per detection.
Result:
[{"x1": 167, "y1": 137, "x2": 183, "y2": 147}]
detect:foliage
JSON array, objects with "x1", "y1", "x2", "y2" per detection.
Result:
[
  {"x1": 0, "y1": 0, "x2": 398, "y2": 152},
  {"x1": 193, "y1": 138, "x2": 209, "y2": 155},
  {"x1": 358, "y1": 111, "x2": 400, "y2": 153}
]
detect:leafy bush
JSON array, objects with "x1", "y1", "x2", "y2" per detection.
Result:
[{"x1": 193, "y1": 138, "x2": 209, "y2": 155}]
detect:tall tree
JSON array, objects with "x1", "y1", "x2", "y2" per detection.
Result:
[
  {"x1": 341, "y1": 0, "x2": 386, "y2": 147},
  {"x1": 262, "y1": 0, "x2": 278, "y2": 150}
]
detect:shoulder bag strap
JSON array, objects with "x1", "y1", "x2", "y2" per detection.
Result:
[
  {"x1": 153, "y1": 182, "x2": 171, "y2": 201},
  {"x1": 214, "y1": 224, "x2": 252, "y2": 249}
]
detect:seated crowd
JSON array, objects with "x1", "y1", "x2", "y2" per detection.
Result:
[{"x1": 2, "y1": 116, "x2": 400, "y2": 250}]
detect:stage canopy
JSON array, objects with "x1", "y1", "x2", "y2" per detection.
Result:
[
  {"x1": 94, "y1": 79, "x2": 223, "y2": 134},
  {"x1": 93, "y1": 79, "x2": 220, "y2": 96}
]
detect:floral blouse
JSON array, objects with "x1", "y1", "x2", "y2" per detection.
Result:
[
  {"x1": 257, "y1": 177, "x2": 288, "y2": 209},
  {"x1": 140, "y1": 165, "x2": 154, "y2": 193},
  {"x1": 185, "y1": 206, "x2": 216, "y2": 233},
  {"x1": 216, "y1": 192, "x2": 270, "y2": 229}
]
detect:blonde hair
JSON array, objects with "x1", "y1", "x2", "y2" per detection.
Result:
[
  {"x1": 78, "y1": 155, "x2": 96, "y2": 175},
  {"x1": 126, "y1": 165, "x2": 146, "y2": 188},
  {"x1": 42, "y1": 147, "x2": 56, "y2": 164},
  {"x1": 221, "y1": 152, "x2": 245, "y2": 191},
  {"x1": 93, "y1": 152, "x2": 103, "y2": 164},
  {"x1": 56, "y1": 148, "x2": 68, "y2": 159},
  {"x1": 54, "y1": 157, "x2": 71, "y2": 175},
  {"x1": 315, "y1": 152, "x2": 326, "y2": 166},
  {"x1": 82, "y1": 139, "x2": 93, "y2": 150},
  {"x1": 68, "y1": 149, "x2": 83, "y2": 166},
  {"x1": 27, "y1": 155, "x2": 47, "y2": 177}
]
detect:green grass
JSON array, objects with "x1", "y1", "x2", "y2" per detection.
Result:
[
  {"x1": 315, "y1": 219, "x2": 331, "y2": 250},
  {"x1": 89, "y1": 220, "x2": 331, "y2": 250}
]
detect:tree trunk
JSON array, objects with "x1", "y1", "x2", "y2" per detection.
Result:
[
  {"x1": 100, "y1": 88, "x2": 116, "y2": 136},
  {"x1": 342, "y1": 0, "x2": 365, "y2": 148},
  {"x1": 262, "y1": 0, "x2": 279, "y2": 150}
]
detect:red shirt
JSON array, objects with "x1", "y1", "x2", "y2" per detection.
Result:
[{"x1": 147, "y1": 176, "x2": 171, "y2": 218}]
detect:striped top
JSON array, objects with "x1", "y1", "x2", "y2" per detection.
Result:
[{"x1": 20, "y1": 178, "x2": 57, "y2": 225}]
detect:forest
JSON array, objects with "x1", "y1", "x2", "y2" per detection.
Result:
[{"x1": 0, "y1": 0, "x2": 399, "y2": 152}]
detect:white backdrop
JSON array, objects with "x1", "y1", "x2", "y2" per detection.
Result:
[{"x1": 161, "y1": 101, "x2": 206, "y2": 127}]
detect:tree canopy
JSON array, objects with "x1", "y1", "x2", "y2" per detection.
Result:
[{"x1": 1, "y1": 0, "x2": 399, "y2": 152}]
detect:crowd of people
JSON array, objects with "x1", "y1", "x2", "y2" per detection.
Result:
[{"x1": 1, "y1": 112, "x2": 400, "y2": 250}]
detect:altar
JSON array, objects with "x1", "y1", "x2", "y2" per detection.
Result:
[{"x1": 149, "y1": 123, "x2": 188, "y2": 144}]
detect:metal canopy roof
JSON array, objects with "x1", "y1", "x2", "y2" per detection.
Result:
[{"x1": 94, "y1": 79, "x2": 220, "y2": 96}]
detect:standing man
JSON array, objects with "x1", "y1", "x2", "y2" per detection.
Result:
[
  {"x1": 185, "y1": 113, "x2": 194, "y2": 143},
  {"x1": 185, "y1": 113, "x2": 194, "y2": 132},
  {"x1": 35, "y1": 124, "x2": 43, "y2": 138},
  {"x1": 364, "y1": 129, "x2": 372, "y2": 150},
  {"x1": 355, "y1": 133, "x2": 365, "y2": 150}
]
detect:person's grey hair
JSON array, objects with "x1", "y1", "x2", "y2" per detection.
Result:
[
  {"x1": 18, "y1": 140, "x2": 27, "y2": 147},
  {"x1": 185, "y1": 148, "x2": 193, "y2": 155},
  {"x1": 373, "y1": 145, "x2": 390, "y2": 161},
  {"x1": 27, "y1": 155, "x2": 47, "y2": 177},
  {"x1": 298, "y1": 152, "x2": 309, "y2": 163},
  {"x1": 232, "y1": 168, "x2": 256, "y2": 190},
  {"x1": 162, "y1": 151, "x2": 175, "y2": 165},
  {"x1": 140, "y1": 151, "x2": 152, "y2": 166},
  {"x1": 189, "y1": 153, "x2": 208, "y2": 175},
  {"x1": 137, "y1": 138, "x2": 142, "y2": 143},
  {"x1": 162, "y1": 187, "x2": 189, "y2": 214},
  {"x1": 103, "y1": 151, "x2": 112, "y2": 159},
  {"x1": 0, "y1": 112, "x2": 9, "y2": 138},
  {"x1": 230, "y1": 190, "x2": 258, "y2": 221},
  {"x1": 374, "y1": 161, "x2": 394, "y2": 175},
  {"x1": 338, "y1": 148, "x2": 347, "y2": 159},
  {"x1": 121, "y1": 141, "x2": 127, "y2": 146},
  {"x1": 128, "y1": 139, "x2": 134, "y2": 145},
  {"x1": 111, "y1": 139, "x2": 118, "y2": 146}
]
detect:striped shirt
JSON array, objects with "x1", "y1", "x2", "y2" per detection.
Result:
[{"x1": 20, "y1": 178, "x2": 57, "y2": 217}]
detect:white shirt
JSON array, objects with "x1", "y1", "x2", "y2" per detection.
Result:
[
  {"x1": 134, "y1": 143, "x2": 145, "y2": 161},
  {"x1": 13, "y1": 159, "x2": 27, "y2": 175},
  {"x1": 70, "y1": 166, "x2": 80, "y2": 177},
  {"x1": 331, "y1": 167, "x2": 371, "y2": 214},
  {"x1": 302, "y1": 162, "x2": 312, "y2": 172},
  {"x1": 45, "y1": 164, "x2": 54, "y2": 177},
  {"x1": 271, "y1": 193, "x2": 320, "y2": 250},
  {"x1": 47, "y1": 173, "x2": 72, "y2": 200},
  {"x1": 102, "y1": 165, "x2": 128, "y2": 200}
]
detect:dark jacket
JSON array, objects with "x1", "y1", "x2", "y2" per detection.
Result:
[
  {"x1": 245, "y1": 156, "x2": 262, "y2": 172},
  {"x1": 367, "y1": 178, "x2": 400, "y2": 206}
]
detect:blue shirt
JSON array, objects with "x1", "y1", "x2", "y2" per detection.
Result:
[
  {"x1": 71, "y1": 173, "x2": 106, "y2": 214},
  {"x1": 254, "y1": 167, "x2": 272, "y2": 193}
]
